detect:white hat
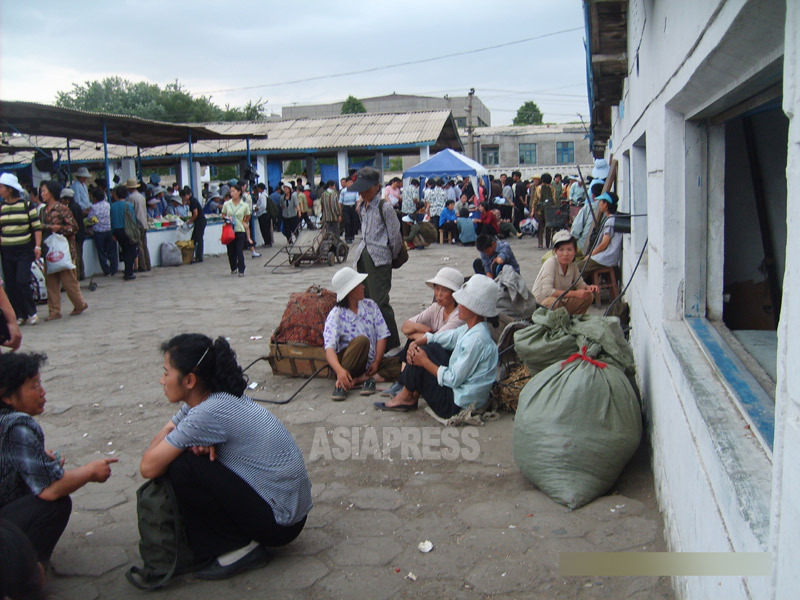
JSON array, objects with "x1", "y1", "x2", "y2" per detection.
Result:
[
  {"x1": 591, "y1": 158, "x2": 610, "y2": 180},
  {"x1": 551, "y1": 230, "x2": 574, "y2": 247},
  {"x1": 453, "y1": 275, "x2": 499, "y2": 318},
  {"x1": 60, "y1": 188, "x2": 75, "y2": 199},
  {"x1": 426, "y1": 267, "x2": 464, "y2": 292},
  {"x1": 75, "y1": 166, "x2": 91, "y2": 178},
  {"x1": 0, "y1": 172, "x2": 24, "y2": 193},
  {"x1": 331, "y1": 267, "x2": 368, "y2": 302}
]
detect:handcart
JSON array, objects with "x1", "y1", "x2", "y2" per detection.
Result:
[{"x1": 264, "y1": 223, "x2": 349, "y2": 273}]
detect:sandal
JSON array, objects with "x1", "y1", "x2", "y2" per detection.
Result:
[
  {"x1": 373, "y1": 401, "x2": 418, "y2": 413},
  {"x1": 70, "y1": 303, "x2": 89, "y2": 316},
  {"x1": 45, "y1": 314, "x2": 62, "y2": 321}
]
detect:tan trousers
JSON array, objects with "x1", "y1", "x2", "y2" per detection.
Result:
[
  {"x1": 540, "y1": 294, "x2": 594, "y2": 315},
  {"x1": 45, "y1": 268, "x2": 86, "y2": 317},
  {"x1": 338, "y1": 336, "x2": 402, "y2": 380}
]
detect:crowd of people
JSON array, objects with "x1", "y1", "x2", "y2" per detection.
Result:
[{"x1": 0, "y1": 159, "x2": 625, "y2": 594}]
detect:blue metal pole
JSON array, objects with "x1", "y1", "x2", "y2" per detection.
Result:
[
  {"x1": 66, "y1": 137, "x2": 73, "y2": 184},
  {"x1": 188, "y1": 130, "x2": 195, "y2": 196},
  {"x1": 246, "y1": 135, "x2": 251, "y2": 190},
  {"x1": 102, "y1": 120, "x2": 111, "y2": 186}
]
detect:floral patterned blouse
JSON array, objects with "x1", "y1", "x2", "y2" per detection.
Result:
[
  {"x1": 323, "y1": 298, "x2": 390, "y2": 365},
  {"x1": 42, "y1": 201, "x2": 79, "y2": 265}
]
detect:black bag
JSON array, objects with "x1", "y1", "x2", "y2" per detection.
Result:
[{"x1": 125, "y1": 477, "x2": 197, "y2": 590}]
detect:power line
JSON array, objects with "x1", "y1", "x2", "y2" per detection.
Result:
[{"x1": 201, "y1": 27, "x2": 583, "y2": 95}]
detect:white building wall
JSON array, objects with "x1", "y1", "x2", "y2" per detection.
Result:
[
  {"x1": 770, "y1": 1, "x2": 800, "y2": 597},
  {"x1": 607, "y1": 0, "x2": 790, "y2": 598}
]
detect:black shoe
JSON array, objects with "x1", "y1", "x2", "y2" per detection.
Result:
[
  {"x1": 123, "y1": 274, "x2": 137, "y2": 281},
  {"x1": 195, "y1": 545, "x2": 269, "y2": 581}
]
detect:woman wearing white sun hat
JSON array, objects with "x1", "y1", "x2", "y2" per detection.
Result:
[
  {"x1": 381, "y1": 267, "x2": 466, "y2": 399},
  {"x1": 375, "y1": 274, "x2": 499, "y2": 417},
  {"x1": 323, "y1": 267, "x2": 401, "y2": 401},
  {"x1": 0, "y1": 173, "x2": 43, "y2": 326}
]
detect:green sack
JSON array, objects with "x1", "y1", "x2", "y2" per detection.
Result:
[
  {"x1": 125, "y1": 477, "x2": 196, "y2": 590},
  {"x1": 513, "y1": 345, "x2": 642, "y2": 509},
  {"x1": 513, "y1": 307, "x2": 576, "y2": 375},
  {"x1": 513, "y1": 307, "x2": 635, "y2": 376}
]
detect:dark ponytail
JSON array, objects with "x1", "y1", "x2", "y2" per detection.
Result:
[{"x1": 161, "y1": 333, "x2": 248, "y2": 397}]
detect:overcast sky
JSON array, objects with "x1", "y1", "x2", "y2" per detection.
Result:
[{"x1": 0, "y1": 0, "x2": 589, "y2": 127}]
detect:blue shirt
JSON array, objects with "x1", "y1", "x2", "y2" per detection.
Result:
[
  {"x1": 457, "y1": 217, "x2": 477, "y2": 244},
  {"x1": 439, "y1": 206, "x2": 457, "y2": 226},
  {"x1": 167, "y1": 393, "x2": 312, "y2": 526},
  {"x1": 71, "y1": 180, "x2": 91, "y2": 211},
  {"x1": 339, "y1": 188, "x2": 359, "y2": 207},
  {"x1": 425, "y1": 322, "x2": 498, "y2": 410},
  {"x1": 0, "y1": 406, "x2": 64, "y2": 506},
  {"x1": 480, "y1": 239, "x2": 520, "y2": 275},
  {"x1": 110, "y1": 199, "x2": 135, "y2": 230}
]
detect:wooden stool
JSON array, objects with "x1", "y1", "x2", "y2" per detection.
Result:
[
  {"x1": 439, "y1": 229, "x2": 453, "y2": 244},
  {"x1": 590, "y1": 267, "x2": 620, "y2": 307}
]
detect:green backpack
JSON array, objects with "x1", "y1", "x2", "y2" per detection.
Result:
[{"x1": 125, "y1": 477, "x2": 197, "y2": 590}]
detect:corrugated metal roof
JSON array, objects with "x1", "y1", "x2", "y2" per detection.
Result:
[{"x1": 1, "y1": 110, "x2": 462, "y2": 166}]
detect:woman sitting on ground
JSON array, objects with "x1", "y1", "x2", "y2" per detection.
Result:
[
  {"x1": 139, "y1": 334, "x2": 312, "y2": 580},
  {"x1": 532, "y1": 230, "x2": 599, "y2": 315},
  {"x1": 473, "y1": 201, "x2": 500, "y2": 236},
  {"x1": 324, "y1": 267, "x2": 401, "y2": 401},
  {"x1": 0, "y1": 353, "x2": 117, "y2": 565},
  {"x1": 374, "y1": 275, "x2": 499, "y2": 417},
  {"x1": 383, "y1": 268, "x2": 466, "y2": 398}
]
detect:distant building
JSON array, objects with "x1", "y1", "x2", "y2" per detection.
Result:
[
  {"x1": 464, "y1": 123, "x2": 593, "y2": 178},
  {"x1": 282, "y1": 93, "x2": 491, "y2": 129}
]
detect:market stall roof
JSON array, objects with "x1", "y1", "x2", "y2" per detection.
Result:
[
  {"x1": 0, "y1": 100, "x2": 245, "y2": 147},
  {"x1": 402, "y1": 148, "x2": 488, "y2": 180}
]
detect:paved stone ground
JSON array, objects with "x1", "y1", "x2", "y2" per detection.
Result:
[{"x1": 18, "y1": 232, "x2": 673, "y2": 599}]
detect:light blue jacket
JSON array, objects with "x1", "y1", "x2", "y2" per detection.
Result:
[{"x1": 426, "y1": 322, "x2": 498, "y2": 410}]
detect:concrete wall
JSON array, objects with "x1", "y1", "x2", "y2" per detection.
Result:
[{"x1": 606, "y1": 0, "x2": 793, "y2": 597}]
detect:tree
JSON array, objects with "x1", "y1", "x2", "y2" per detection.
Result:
[
  {"x1": 512, "y1": 101, "x2": 543, "y2": 126},
  {"x1": 55, "y1": 77, "x2": 266, "y2": 122},
  {"x1": 341, "y1": 96, "x2": 367, "y2": 114}
]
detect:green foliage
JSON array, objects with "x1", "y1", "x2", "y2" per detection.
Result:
[
  {"x1": 512, "y1": 101, "x2": 544, "y2": 126},
  {"x1": 341, "y1": 95, "x2": 367, "y2": 114},
  {"x1": 55, "y1": 77, "x2": 266, "y2": 123},
  {"x1": 284, "y1": 160, "x2": 303, "y2": 175},
  {"x1": 388, "y1": 157, "x2": 403, "y2": 171}
]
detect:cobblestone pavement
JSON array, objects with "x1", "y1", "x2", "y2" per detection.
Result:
[{"x1": 19, "y1": 233, "x2": 673, "y2": 599}]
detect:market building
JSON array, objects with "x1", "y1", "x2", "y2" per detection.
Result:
[{"x1": 584, "y1": 0, "x2": 796, "y2": 597}]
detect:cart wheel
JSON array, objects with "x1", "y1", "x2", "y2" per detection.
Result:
[
  {"x1": 88, "y1": 282, "x2": 98, "y2": 292},
  {"x1": 336, "y1": 242, "x2": 348, "y2": 263},
  {"x1": 327, "y1": 251, "x2": 336, "y2": 266}
]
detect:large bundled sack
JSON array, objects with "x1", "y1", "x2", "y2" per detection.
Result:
[
  {"x1": 271, "y1": 285, "x2": 336, "y2": 346},
  {"x1": 160, "y1": 242, "x2": 183, "y2": 267},
  {"x1": 268, "y1": 285, "x2": 337, "y2": 378},
  {"x1": 513, "y1": 307, "x2": 635, "y2": 380},
  {"x1": 513, "y1": 343, "x2": 642, "y2": 509}
]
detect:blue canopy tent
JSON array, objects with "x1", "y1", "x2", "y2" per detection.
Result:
[{"x1": 402, "y1": 148, "x2": 489, "y2": 194}]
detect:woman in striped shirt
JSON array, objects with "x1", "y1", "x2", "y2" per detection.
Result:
[
  {"x1": 0, "y1": 173, "x2": 42, "y2": 326},
  {"x1": 139, "y1": 334, "x2": 312, "y2": 580}
]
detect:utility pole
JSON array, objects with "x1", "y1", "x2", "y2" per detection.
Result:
[{"x1": 467, "y1": 88, "x2": 475, "y2": 159}]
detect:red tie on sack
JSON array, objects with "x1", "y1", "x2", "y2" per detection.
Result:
[{"x1": 561, "y1": 346, "x2": 608, "y2": 369}]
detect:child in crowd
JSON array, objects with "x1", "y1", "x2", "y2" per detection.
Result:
[{"x1": 456, "y1": 208, "x2": 477, "y2": 246}]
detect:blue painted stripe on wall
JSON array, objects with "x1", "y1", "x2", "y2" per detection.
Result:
[{"x1": 686, "y1": 317, "x2": 774, "y2": 449}]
